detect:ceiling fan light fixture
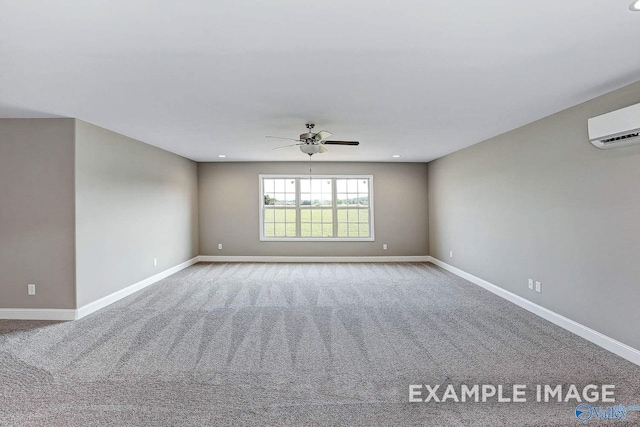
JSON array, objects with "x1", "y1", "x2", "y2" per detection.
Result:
[
  {"x1": 218, "y1": 154, "x2": 226, "y2": 158},
  {"x1": 300, "y1": 144, "x2": 320, "y2": 155},
  {"x1": 631, "y1": 0, "x2": 640, "y2": 10},
  {"x1": 392, "y1": 154, "x2": 401, "y2": 158}
]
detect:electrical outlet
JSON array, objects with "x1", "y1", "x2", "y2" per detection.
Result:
[
  {"x1": 153, "y1": 258, "x2": 157, "y2": 266},
  {"x1": 535, "y1": 281, "x2": 541, "y2": 293},
  {"x1": 528, "y1": 279, "x2": 534, "y2": 290},
  {"x1": 28, "y1": 284, "x2": 36, "y2": 295},
  {"x1": 383, "y1": 243, "x2": 388, "y2": 250},
  {"x1": 449, "y1": 251, "x2": 453, "y2": 258},
  {"x1": 218, "y1": 243, "x2": 223, "y2": 250}
]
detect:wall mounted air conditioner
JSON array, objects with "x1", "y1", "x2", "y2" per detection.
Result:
[{"x1": 588, "y1": 102, "x2": 640, "y2": 149}]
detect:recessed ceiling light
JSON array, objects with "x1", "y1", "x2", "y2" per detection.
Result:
[
  {"x1": 392, "y1": 154, "x2": 401, "y2": 158},
  {"x1": 218, "y1": 154, "x2": 226, "y2": 158},
  {"x1": 631, "y1": 0, "x2": 640, "y2": 11}
]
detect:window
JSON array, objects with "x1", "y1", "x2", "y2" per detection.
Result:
[{"x1": 260, "y1": 175, "x2": 374, "y2": 241}]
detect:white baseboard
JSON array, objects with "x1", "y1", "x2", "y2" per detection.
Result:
[
  {"x1": 198, "y1": 255, "x2": 430, "y2": 263},
  {"x1": 429, "y1": 257, "x2": 640, "y2": 367},
  {"x1": 0, "y1": 308, "x2": 77, "y2": 321},
  {"x1": 75, "y1": 256, "x2": 199, "y2": 320},
  {"x1": 0, "y1": 257, "x2": 199, "y2": 322}
]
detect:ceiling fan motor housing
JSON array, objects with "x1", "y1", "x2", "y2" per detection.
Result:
[{"x1": 300, "y1": 132, "x2": 316, "y2": 142}]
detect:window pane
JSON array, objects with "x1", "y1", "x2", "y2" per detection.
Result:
[
  {"x1": 275, "y1": 223, "x2": 286, "y2": 236},
  {"x1": 359, "y1": 209, "x2": 369, "y2": 223},
  {"x1": 337, "y1": 223, "x2": 348, "y2": 237},
  {"x1": 323, "y1": 224, "x2": 333, "y2": 237},
  {"x1": 347, "y1": 209, "x2": 359, "y2": 222},
  {"x1": 359, "y1": 196, "x2": 369, "y2": 206},
  {"x1": 285, "y1": 209, "x2": 296, "y2": 222},
  {"x1": 336, "y1": 193, "x2": 347, "y2": 206},
  {"x1": 322, "y1": 209, "x2": 332, "y2": 222},
  {"x1": 311, "y1": 179, "x2": 322, "y2": 193},
  {"x1": 274, "y1": 179, "x2": 285, "y2": 192},
  {"x1": 272, "y1": 209, "x2": 284, "y2": 222},
  {"x1": 264, "y1": 179, "x2": 274, "y2": 193},
  {"x1": 311, "y1": 209, "x2": 322, "y2": 222},
  {"x1": 322, "y1": 179, "x2": 332, "y2": 192},
  {"x1": 312, "y1": 223, "x2": 323, "y2": 237},
  {"x1": 300, "y1": 179, "x2": 310, "y2": 193},
  {"x1": 286, "y1": 223, "x2": 296, "y2": 237},
  {"x1": 347, "y1": 179, "x2": 358, "y2": 193},
  {"x1": 300, "y1": 209, "x2": 311, "y2": 222},
  {"x1": 265, "y1": 193, "x2": 275, "y2": 205},
  {"x1": 337, "y1": 209, "x2": 347, "y2": 222},
  {"x1": 359, "y1": 224, "x2": 370, "y2": 237},
  {"x1": 358, "y1": 179, "x2": 369, "y2": 193},
  {"x1": 286, "y1": 179, "x2": 295, "y2": 193},
  {"x1": 301, "y1": 223, "x2": 311, "y2": 237},
  {"x1": 264, "y1": 208, "x2": 274, "y2": 222},
  {"x1": 265, "y1": 223, "x2": 275, "y2": 237},
  {"x1": 300, "y1": 193, "x2": 311, "y2": 206},
  {"x1": 273, "y1": 193, "x2": 285, "y2": 205},
  {"x1": 348, "y1": 223, "x2": 359, "y2": 236},
  {"x1": 336, "y1": 179, "x2": 347, "y2": 193}
]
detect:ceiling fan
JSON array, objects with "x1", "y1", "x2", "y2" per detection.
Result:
[{"x1": 267, "y1": 123, "x2": 360, "y2": 156}]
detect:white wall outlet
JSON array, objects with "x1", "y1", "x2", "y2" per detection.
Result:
[
  {"x1": 449, "y1": 251, "x2": 453, "y2": 258},
  {"x1": 153, "y1": 258, "x2": 157, "y2": 266},
  {"x1": 218, "y1": 243, "x2": 223, "y2": 250},
  {"x1": 535, "y1": 281, "x2": 541, "y2": 293},
  {"x1": 383, "y1": 243, "x2": 388, "y2": 250},
  {"x1": 28, "y1": 284, "x2": 36, "y2": 295},
  {"x1": 528, "y1": 279, "x2": 534, "y2": 290}
]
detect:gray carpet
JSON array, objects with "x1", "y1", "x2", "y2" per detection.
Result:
[{"x1": 1, "y1": 262, "x2": 639, "y2": 426}]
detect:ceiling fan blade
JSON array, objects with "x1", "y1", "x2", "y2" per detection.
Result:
[
  {"x1": 322, "y1": 141, "x2": 360, "y2": 146},
  {"x1": 272, "y1": 143, "x2": 302, "y2": 151},
  {"x1": 318, "y1": 145, "x2": 328, "y2": 154},
  {"x1": 313, "y1": 130, "x2": 333, "y2": 141},
  {"x1": 266, "y1": 136, "x2": 302, "y2": 142}
]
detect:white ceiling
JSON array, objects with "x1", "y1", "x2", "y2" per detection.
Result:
[{"x1": 1, "y1": 1, "x2": 639, "y2": 162}]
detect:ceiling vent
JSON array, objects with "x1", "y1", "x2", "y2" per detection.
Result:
[{"x1": 588, "y1": 102, "x2": 640, "y2": 149}]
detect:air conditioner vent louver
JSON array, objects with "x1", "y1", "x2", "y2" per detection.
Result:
[
  {"x1": 600, "y1": 132, "x2": 640, "y2": 144},
  {"x1": 588, "y1": 102, "x2": 640, "y2": 150}
]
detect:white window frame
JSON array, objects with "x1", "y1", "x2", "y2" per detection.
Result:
[{"x1": 259, "y1": 174, "x2": 375, "y2": 242}]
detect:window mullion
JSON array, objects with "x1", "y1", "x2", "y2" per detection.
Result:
[
  {"x1": 295, "y1": 178, "x2": 301, "y2": 238},
  {"x1": 332, "y1": 178, "x2": 337, "y2": 237}
]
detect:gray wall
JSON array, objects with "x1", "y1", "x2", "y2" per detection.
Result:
[
  {"x1": 75, "y1": 120, "x2": 199, "y2": 307},
  {"x1": 428, "y1": 80, "x2": 640, "y2": 350},
  {"x1": 0, "y1": 119, "x2": 76, "y2": 309},
  {"x1": 199, "y1": 162, "x2": 428, "y2": 257}
]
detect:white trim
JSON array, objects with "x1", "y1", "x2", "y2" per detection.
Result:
[
  {"x1": 260, "y1": 237, "x2": 375, "y2": 242},
  {"x1": 429, "y1": 257, "x2": 640, "y2": 366},
  {"x1": 0, "y1": 308, "x2": 76, "y2": 321},
  {"x1": 75, "y1": 256, "x2": 199, "y2": 319},
  {"x1": 199, "y1": 255, "x2": 430, "y2": 263},
  {"x1": 259, "y1": 174, "x2": 375, "y2": 242},
  {"x1": 0, "y1": 257, "x2": 199, "y2": 321}
]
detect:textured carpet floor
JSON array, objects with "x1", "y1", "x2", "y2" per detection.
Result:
[{"x1": 1, "y1": 262, "x2": 639, "y2": 426}]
